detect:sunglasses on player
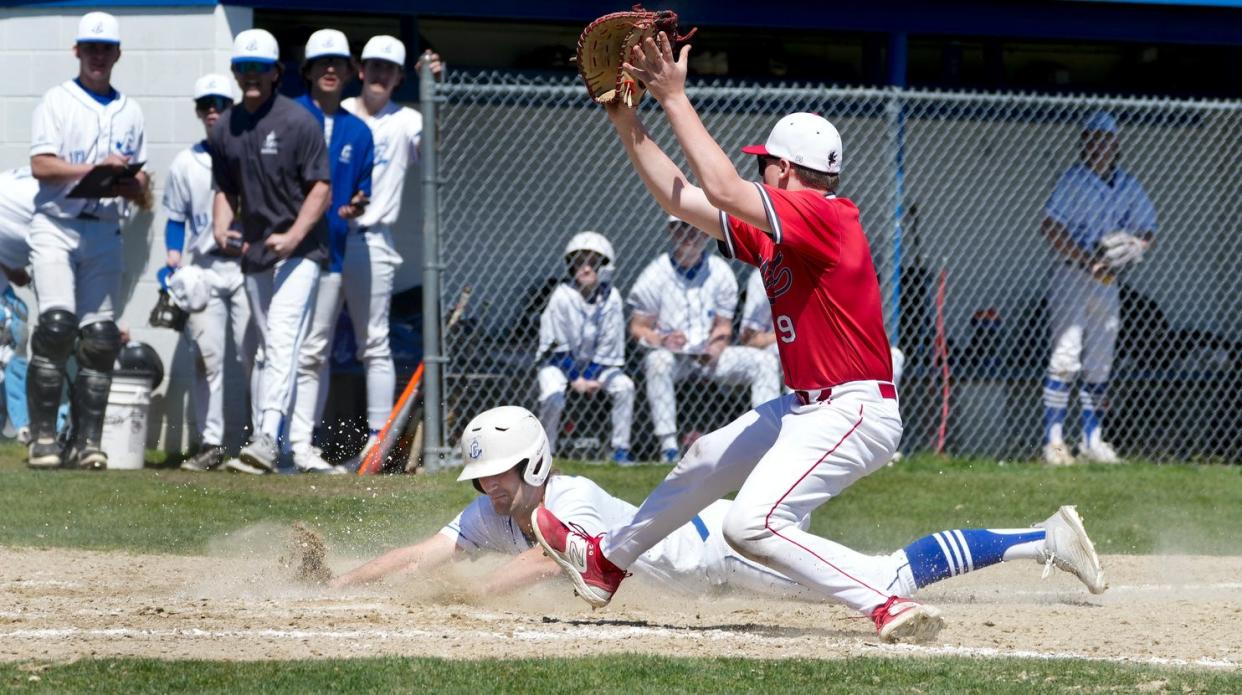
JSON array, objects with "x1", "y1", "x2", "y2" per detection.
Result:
[
  {"x1": 195, "y1": 96, "x2": 232, "y2": 113},
  {"x1": 232, "y1": 61, "x2": 275, "y2": 75}
]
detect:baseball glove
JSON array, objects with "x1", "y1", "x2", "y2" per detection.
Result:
[
  {"x1": 148, "y1": 289, "x2": 188, "y2": 332},
  {"x1": 576, "y1": 5, "x2": 697, "y2": 107}
]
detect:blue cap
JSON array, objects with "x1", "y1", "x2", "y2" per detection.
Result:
[{"x1": 1082, "y1": 111, "x2": 1118, "y2": 135}]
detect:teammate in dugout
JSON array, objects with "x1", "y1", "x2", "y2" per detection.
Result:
[
  {"x1": 537, "y1": 232, "x2": 636, "y2": 464},
  {"x1": 530, "y1": 33, "x2": 1101, "y2": 643},
  {"x1": 287, "y1": 28, "x2": 376, "y2": 474},
  {"x1": 163, "y1": 74, "x2": 258, "y2": 472},
  {"x1": 0, "y1": 167, "x2": 38, "y2": 446},
  {"x1": 331, "y1": 406, "x2": 1105, "y2": 621},
  {"x1": 210, "y1": 29, "x2": 331, "y2": 474},
  {"x1": 26, "y1": 12, "x2": 148, "y2": 470},
  {"x1": 629, "y1": 216, "x2": 781, "y2": 463},
  {"x1": 1040, "y1": 111, "x2": 1156, "y2": 466},
  {"x1": 339, "y1": 37, "x2": 439, "y2": 464}
]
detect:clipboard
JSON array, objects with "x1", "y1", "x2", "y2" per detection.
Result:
[{"x1": 67, "y1": 162, "x2": 145, "y2": 199}]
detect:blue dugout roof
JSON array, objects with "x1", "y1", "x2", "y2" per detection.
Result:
[{"x1": 8, "y1": 0, "x2": 1242, "y2": 45}]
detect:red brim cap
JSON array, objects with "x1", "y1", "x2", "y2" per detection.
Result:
[{"x1": 741, "y1": 144, "x2": 769, "y2": 155}]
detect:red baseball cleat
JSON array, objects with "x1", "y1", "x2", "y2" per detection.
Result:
[
  {"x1": 871, "y1": 596, "x2": 944, "y2": 643},
  {"x1": 531, "y1": 506, "x2": 627, "y2": 608}
]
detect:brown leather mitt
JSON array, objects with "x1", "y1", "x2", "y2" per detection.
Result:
[{"x1": 576, "y1": 5, "x2": 697, "y2": 107}]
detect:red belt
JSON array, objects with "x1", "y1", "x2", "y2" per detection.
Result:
[{"x1": 794, "y1": 381, "x2": 897, "y2": 406}]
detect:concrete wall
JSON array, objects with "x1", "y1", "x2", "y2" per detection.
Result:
[{"x1": 0, "y1": 4, "x2": 254, "y2": 451}]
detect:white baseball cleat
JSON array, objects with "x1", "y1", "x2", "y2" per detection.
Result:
[
  {"x1": 238, "y1": 433, "x2": 279, "y2": 473},
  {"x1": 223, "y1": 457, "x2": 265, "y2": 475},
  {"x1": 294, "y1": 446, "x2": 346, "y2": 475},
  {"x1": 871, "y1": 596, "x2": 945, "y2": 644},
  {"x1": 1036, "y1": 505, "x2": 1107, "y2": 594},
  {"x1": 1078, "y1": 438, "x2": 1122, "y2": 464},
  {"x1": 1042, "y1": 441, "x2": 1075, "y2": 466}
]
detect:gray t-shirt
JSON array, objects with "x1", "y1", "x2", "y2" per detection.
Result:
[{"x1": 209, "y1": 93, "x2": 329, "y2": 272}]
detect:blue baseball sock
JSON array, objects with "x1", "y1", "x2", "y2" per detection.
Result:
[
  {"x1": 902, "y1": 528, "x2": 1046, "y2": 589},
  {"x1": 1080, "y1": 382, "x2": 1108, "y2": 445},
  {"x1": 1043, "y1": 377, "x2": 1071, "y2": 444}
]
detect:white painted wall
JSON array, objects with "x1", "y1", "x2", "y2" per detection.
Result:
[{"x1": 0, "y1": 4, "x2": 254, "y2": 451}]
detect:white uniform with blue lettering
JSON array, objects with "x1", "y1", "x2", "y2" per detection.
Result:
[
  {"x1": 536, "y1": 282, "x2": 634, "y2": 453},
  {"x1": 29, "y1": 79, "x2": 145, "y2": 325},
  {"x1": 163, "y1": 143, "x2": 255, "y2": 447},
  {"x1": 0, "y1": 167, "x2": 37, "y2": 271},
  {"x1": 441, "y1": 474, "x2": 813, "y2": 597},
  {"x1": 1045, "y1": 162, "x2": 1157, "y2": 384},
  {"x1": 629, "y1": 253, "x2": 781, "y2": 447}
]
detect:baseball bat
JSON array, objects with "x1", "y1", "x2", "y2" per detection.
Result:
[{"x1": 357, "y1": 285, "x2": 473, "y2": 475}]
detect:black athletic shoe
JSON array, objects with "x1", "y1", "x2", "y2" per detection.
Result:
[
  {"x1": 67, "y1": 445, "x2": 108, "y2": 471},
  {"x1": 180, "y1": 444, "x2": 225, "y2": 472},
  {"x1": 26, "y1": 438, "x2": 63, "y2": 469}
]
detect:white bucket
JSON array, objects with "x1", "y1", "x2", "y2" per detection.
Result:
[{"x1": 100, "y1": 375, "x2": 151, "y2": 470}]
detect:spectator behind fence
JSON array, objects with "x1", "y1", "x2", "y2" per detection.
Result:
[
  {"x1": 629, "y1": 216, "x2": 781, "y2": 463},
  {"x1": 536, "y1": 232, "x2": 636, "y2": 464},
  {"x1": 740, "y1": 267, "x2": 777, "y2": 355},
  {"x1": 1040, "y1": 111, "x2": 1156, "y2": 466}
]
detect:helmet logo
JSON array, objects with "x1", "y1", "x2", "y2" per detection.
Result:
[
  {"x1": 91, "y1": 22, "x2": 104, "y2": 34},
  {"x1": 469, "y1": 439, "x2": 482, "y2": 459},
  {"x1": 246, "y1": 39, "x2": 258, "y2": 50}
]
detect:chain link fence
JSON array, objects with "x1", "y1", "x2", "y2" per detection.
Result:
[{"x1": 430, "y1": 71, "x2": 1242, "y2": 464}]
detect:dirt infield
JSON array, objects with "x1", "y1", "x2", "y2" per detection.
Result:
[{"x1": 1, "y1": 535, "x2": 1238, "y2": 668}]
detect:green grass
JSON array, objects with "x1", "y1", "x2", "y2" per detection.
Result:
[
  {"x1": 2, "y1": 655, "x2": 1238, "y2": 694},
  {"x1": 0, "y1": 441, "x2": 1238, "y2": 557}
]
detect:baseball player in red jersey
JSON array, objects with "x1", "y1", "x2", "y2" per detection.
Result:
[{"x1": 534, "y1": 33, "x2": 953, "y2": 643}]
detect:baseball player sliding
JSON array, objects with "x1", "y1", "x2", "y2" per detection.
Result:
[
  {"x1": 537, "y1": 232, "x2": 636, "y2": 463},
  {"x1": 163, "y1": 74, "x2": 257, "y2": 472},
  {"x1": 339, "y1": 37, "x2": 437, "y2": 464},
  {"x1": 26, "y1": 12, "x2": 147, "y2": 470},
  {"x1": 531, "y1": 32, "x2": 1096, "y2": 644},
  {"x1": 210, "y1": 29, "x2": 331, "y2": 474},
  {"x1": 1040, "y1": 112, "x2": 1156, "y2": 466},
  {"x1": 286, "y1": 28, "x2": 375, "y2": 474},
  {"x1": 333, "y1": 406, "x2": 1105, "y2": 623}
]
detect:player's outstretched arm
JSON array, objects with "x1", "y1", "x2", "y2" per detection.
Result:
[
  {"x1": 472, "y1": 547, "x2": 564, "y2": 597},
  {"x1": 607, "y1": 105, "x2": 719, "y2": 237},
  {"x1": 625, "y1": 34, "x2": 770, "y2": 233},
  {"x1": 329, "y1": 532, "x2": 456, "y2": 589}
]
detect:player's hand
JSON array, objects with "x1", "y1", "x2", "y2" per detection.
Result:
[
  {"x1": 112, "y1": 176, "x2": 144, "y2": 201},
  {"x1": 265, "y1": 231, "x2": 300, "y2": 259},
  {"x1": 338, "y1": 191, "x2": 369, "y2": 220},
  {"x1": 100, "y1": 153, "x2": 129, "y2": 170},
  {"x1": 700, "y1": 339, "x2": 726, "y2": 366},
  {"x1": 166, "y1": 250, "x2": 182, "y2": 268},
  {"x1": 583, "y1": 380, "x2": 603, "y2": 394},
  {"x1": 215, "y1": 228, "x2": 245, "y2": 256},
  {"x1": 622, "y1": 31, "x2": 690, "y2": 103},
  {"x1": 661, "y1": 330, "x2": 688, "y2": 351},
  {"x1": 416, "y1": 51, "x2": 443, "y2": 79},
  {"x1": 570, "y1": 377, "x2": 592, "y2": 395}
]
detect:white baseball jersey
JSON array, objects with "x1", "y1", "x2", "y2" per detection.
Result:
[
  {"x1": 628, "y1": 254, "x2": 737, "y2": 354},
  {"x1": 0, "y1": 167, "x2": 37, "y2": 269},
  {"x1": 538, "y1": 283, "x2": 625, "y2": 368},
  {"x1": 740, "y1": 267, "x2": 772, "y2": 335},
  {"x1": 341, "y1": 97, "x2": 422, "y2": 228},
  {"x1": 163, "y1": 142, "x2": 220, "y2": 258},
  {"x1": 441, "y1": 475, "x2": 735, "y2": 592},
  {"x1": 30, "y1": 79, "x2": 147, "y2": 222}
]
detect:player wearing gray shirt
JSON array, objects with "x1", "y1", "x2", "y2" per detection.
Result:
[{"x1": 210, "y1": 29, "x2": 331, "y2": 474}]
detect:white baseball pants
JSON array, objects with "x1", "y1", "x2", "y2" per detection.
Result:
[
  {"x1": 28, "y1": 213, "x2": 122, "y2": 325},
  {"x1": 289, "y1": 229, "x2": 400, "y2": 451},
  {"x1": 186, "y1": 257, "x2": 255, "y2": 447},
  {"x1": 537, "y1": 365, "x2": 635, "y2": 451},
  {"x1": 246, "y1": 257, "x2": 319, "y2": 441},
  {"x1": 1047, "y1": 263, "x2": 1120, "y2": 384},
  {"x1": 642, "y1": 346, "x2": 782, "y2": 440},
  {"x1": 602, "y1": 382, "x2": 904, "y2": 615}
]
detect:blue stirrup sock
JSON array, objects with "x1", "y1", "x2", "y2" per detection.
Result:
[
  {"x1": 901, "y1": 528, "x2": 1046, "y2": 590},
  {"x1": 1080, "y1": 381, "x2": 1108, "y2": 445},
  {"x1": 1042, "y1": 377, "x2": 1071, "y2": 444}
]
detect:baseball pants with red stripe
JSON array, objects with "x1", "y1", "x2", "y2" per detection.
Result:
[{"x1": 600, "y1": 381, "x2": 902, "y2": 615}]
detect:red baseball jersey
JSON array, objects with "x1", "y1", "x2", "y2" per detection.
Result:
[{"x1": 718, "y1": 183, "x2": 893, "y2": 389}]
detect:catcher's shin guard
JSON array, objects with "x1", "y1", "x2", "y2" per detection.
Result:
[
  {"x1": 70, "y1": 321, "x2": 123, "y2": 451},
  {"x1": 27, "y1": 310, "x2": 77, "y2": 442}
]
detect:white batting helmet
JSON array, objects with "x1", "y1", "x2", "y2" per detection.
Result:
[
  {"x1": 564, "y1": 231, "x2": 615, "y2": 265},
  {"x1": 457, "y1": 406, "x2": 552, "y2": 492}
]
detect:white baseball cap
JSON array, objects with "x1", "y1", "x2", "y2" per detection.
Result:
[
  {"x1": 305, "y1": 28, "x2": 351, "y2": 62},
  {"x1": 742, "y1": 113, "x2": 843, "y2": 174},
  {"x1": 232, "y1": 28, "x2": 279, "y2": 65},
  {"x1": 193, "y1": 73, "x2": 234, "y2": 101},
  {"x1": 361, "y1": 35, "x2": 406, "y2": 66},
  {"x1": 76, "y1": 12, "x2": 120, "y2": 45}
]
